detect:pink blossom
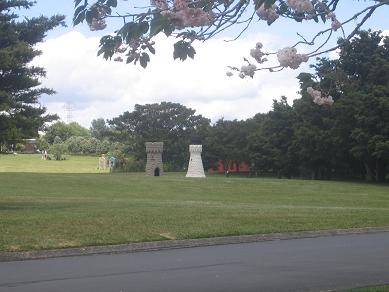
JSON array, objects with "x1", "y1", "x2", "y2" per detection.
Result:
[
  {"x1": 174, "y1": 0, "x2": 188, "y2": 10},
  {"x1": 174, "y1": 8, "x2": 211, "y2": 28}
]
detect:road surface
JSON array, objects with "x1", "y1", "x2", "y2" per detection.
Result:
[{"x1": 1, "y1": 232, "x2": 389, "y2": 292}]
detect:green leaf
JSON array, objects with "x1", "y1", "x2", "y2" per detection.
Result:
[
  {"x1": 106, "y1": 0, "x2": 118, "y2": 7},
  {"x1": 73, "y1": 12, "x2": 86, "y2": 26},
  {"x1": 85, "y1": 7, "x2": 99, "y2": 23},
  {"x1": 103, "y1": 6, "x2": 112, "y2": 15},
  {"x1": 73, "y1": 4, "x2": 87, "y2": 25},
  {"x1": 150, "y1": 15, "x2": 169, "y2": 37},
  {"x1": 173, "y1": 40, "x2": 196, "y2": 61},
  {"x1": 148, "y1": 44, "x2": 156, "y2": 55},
  {"x1": 126, "y1": 55, "x2": 136, "y2": 64},
  {"x1": 137, "y1": 11, "x2": 150, "y2": 22},
  {"x1": 97, "y1": 35, "x2": 118, "y2": 60},
  {"x1": 294, "y1": 13, "x2": 304, "y2": 22},
  {"x1": 187, "y1": 46, "x2": 195, "y2": 59},
  {"x1": 163, "y1": 23, "x2": 175, "y2": 37},
  {"x1": 74, "y1": 0, "x2": 84, "y2": 7},
  {"x1": 139, "y1": 53, "x2": 150, "y2": 68},
  {"x1": 138, "y1": 21, "x2": 150, "y2": 35},
  {"x1": 74, "y1": 4, "x2": 87, "y2": 17},
  {"x1": 119, "y1": 22, "x2": 149, "y2": 42}
]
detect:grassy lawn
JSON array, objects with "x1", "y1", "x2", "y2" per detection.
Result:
[
  {"x1": 0, "y1": 154, "x2": 107, "y2": 173},
  {"x1": 1, "y1": 154, "x2": 389, "y2": 252},
  {"x1": 347, "y1": 285, "x2": 389, "y2": 291}
]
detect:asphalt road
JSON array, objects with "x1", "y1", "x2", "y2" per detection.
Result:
[{"x1": 1, "y1": 232, "x2": 389, "y2": 292}]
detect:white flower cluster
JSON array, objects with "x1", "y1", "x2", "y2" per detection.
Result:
[
  {"x1": 154, "y1": 0, "x2": 212, "y2": 29},
  {"x1": 256, "y1": 3, "x2": 279, "y2": 24},
  {"x1": 250, "y1": 42, "x2": 267, "y2": 64},
  {"x1": 307, "y1": 87, "x2": 334, "y2": 106},
  {"x1": 286, "y1": 0, "x2": 314, "y2": 13},
  {"x1": 174, "y1": 0, "x2": 187, "y2": 10},
  {"x1": 89, "y1": 18, "x2": 107, "y2": 31},
  {"x1": 88, "y1": 7, "x2": 107, "y2": 31},
  {"x1": 151, "y1": 0, "x2": 168, "y2": 10},
  {"x1": 174, "y1": 8, "x2": 212, "y2": 28},
  {"x1": 326, "y1": 12, "x2": 341, "y2": 31},
  {"x1": 239, "y1": 64, "x2": 257, "y2": 78},
  {"x1": 331, "y1": 19, "x2": 341, "y2": 31},
  {"x1": 0, "y1": 111, "x2": 10, "y2": 117},
  {"x1": 277, "y1": 47, "x2": 309, "y2": 69}
]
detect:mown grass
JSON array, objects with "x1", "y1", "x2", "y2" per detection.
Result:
[
  {"x1": 0, "y1": 154, "x2": 107, "y2": 173},
  {"x1": 0, "y1": 154, "x2": 389, "y2": 252},
  {"x1": 347, "y1": 285, "x2": 389, "y2": 291}
]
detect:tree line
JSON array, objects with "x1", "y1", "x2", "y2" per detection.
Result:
[{"x1": 207, "y1": 31, "x2": 389, "y2": 182}]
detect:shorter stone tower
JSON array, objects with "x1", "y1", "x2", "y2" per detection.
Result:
[
  {"x1": 186, "y1": 145, "x2": 205, "y2": 178},
  {"x1": 145, "y1": 142, "x2": 164, "y2": 176}
]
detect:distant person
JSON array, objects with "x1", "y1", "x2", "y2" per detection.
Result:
[
  {"x1": 109, "y1": 156, "x2": 117, "y2": 171},
  {"x1": 98, "y1": 154, "x2": 106, "y2": 170}
]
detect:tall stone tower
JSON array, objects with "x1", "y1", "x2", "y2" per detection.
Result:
[
  {"x1": 145, "y1": 142, "x2": 164, "y2": 176},
  {"x1": 186, "y1": 145, "x2": 206, "y2": 178}
]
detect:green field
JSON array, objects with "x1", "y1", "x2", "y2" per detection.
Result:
[
  {"x1": 0, "y1": 154, "x2": 107, "y2": 173},
  {"x1": 347, "y1": 285, "x2": 389, "y2": 292},
  {"x1": 1, "y1": 154, "x2": 389, "y2": 252}
]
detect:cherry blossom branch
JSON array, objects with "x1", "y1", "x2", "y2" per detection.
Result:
[
  {"x1": 308, "y1": 4, "x2": 380, "y2": 58},
  {"x1": 291, "y1": 0, "x2": 388, "y2": 51}
]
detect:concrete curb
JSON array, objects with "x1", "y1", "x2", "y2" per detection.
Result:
[{"x1": 1, "y1": 226, "x2": 389, "y2": 262}]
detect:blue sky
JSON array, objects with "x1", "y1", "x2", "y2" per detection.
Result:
[
  {"x1": 19, "y1": 1, "x2": 389, "y2": 127},
  {"x1": 23, "y1": 1, "x2": 388, "y2": 38}
]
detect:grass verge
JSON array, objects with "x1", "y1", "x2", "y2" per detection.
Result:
[
  {"x1": 347, "y1": 285, "x2": 389, "y2": 291},
  {"x1": 0, "y1": 154, "x2": 107, "y2": 173},
  {"x1": 1, "y1": 167, "x2": 389, "y2": 251}
]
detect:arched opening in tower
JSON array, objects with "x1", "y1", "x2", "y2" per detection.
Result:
[{"x1": 154, "y1": 167, "x2": 160, "y2": 176}]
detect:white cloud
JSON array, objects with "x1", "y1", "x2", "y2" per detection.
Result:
[{"x1": 34, "y1": 30, "x2": 301, "y2": 127}]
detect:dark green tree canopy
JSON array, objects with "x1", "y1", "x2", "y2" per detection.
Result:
[
  {"x1": 44, "y1": 121, "x2": 90, "y2": 144},
  {"x1": 90, "y1": 118, "x2": 111, "y2": 140},
  {"x1": 252, "y1": 30, "x2": 389, "y2": 181},
  {"x1": 109, "y1": 102, "x2": 210, "y2": 170},
  {"x1": 204, "y1": 118, "x2": 251, "y2": 169},
  {"x1": 0, "y1": 0, "x2": 65, "y2": 146}
]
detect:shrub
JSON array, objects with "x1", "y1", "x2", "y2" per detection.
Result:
[
  {"x1": 15, "y1": 143, "x2": 25, "y2": 152},
  {"x1": 50, "y1": 142, "x2": 67, "y2": 160}
]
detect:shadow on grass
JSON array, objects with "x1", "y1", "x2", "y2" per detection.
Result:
[{"x1": 0, "y1": 202, "x2": 89, "y2": 211}]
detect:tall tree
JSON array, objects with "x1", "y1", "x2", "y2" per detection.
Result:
[
  {"x1": 109, "y1": 102, "x2": 210, "y2": 170},
  {"x1": 248, "y1": 97, "x2": 297, "y2": 177},
  {"x1": 0, "y1": 1, "x2": 65, "y2": 147},
  {"x1": 296, "y1": 30, "x2": 389, "y2": 181},
  {"x1": 205, "y1": 118, "x2": 250, "y2": 171},
  {"x1": 44, "y1": 121, "x2": 90, "y2": 144},
  {"x1": 292, "y1": 75, "x2": 338, "y2": 179},
  {"x1": 90, "y1": 118, "x2": 111, "y2": 140},
  {"x1": 338, "y1": 31, "x2": 389, "y2": 182}
]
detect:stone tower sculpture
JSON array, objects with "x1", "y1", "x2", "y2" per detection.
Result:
[
  {"x1": 186, "y1": 145, "x2": 206, "y2": 178},
  {"x1": 145, "y1": 142, "x2": 164, "y2": 176}
]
